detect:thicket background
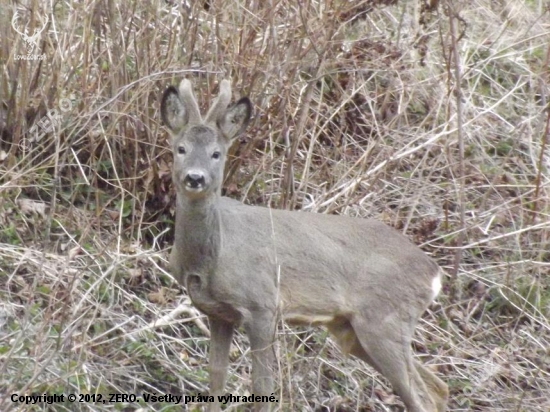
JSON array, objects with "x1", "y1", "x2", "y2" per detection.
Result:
[{"x1": 0, "y1": 0, "x2": 549, "y2": 411}]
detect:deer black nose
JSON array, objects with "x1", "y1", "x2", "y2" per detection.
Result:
[{"x1": 185, "y1": 172, "x2": 205, "y2": 188}]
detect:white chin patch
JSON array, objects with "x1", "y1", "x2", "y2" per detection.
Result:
[{"x1": 184, "y1": 184, "x2": 205, "y2": 192}]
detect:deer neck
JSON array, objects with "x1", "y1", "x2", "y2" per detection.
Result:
[{"x1": 175, "y1": 192, "x2": 221, "y2": 279}]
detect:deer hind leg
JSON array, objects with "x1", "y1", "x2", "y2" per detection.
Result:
[
  {"x1": 345, "y1": 316, "x2": 440, "y2": 412},
  {"x1": 414, "y1": 360, "x2": 449, "y2": 412},
  {"x1": 327, "y1": 318, "x2": 425, "y2": 410}
]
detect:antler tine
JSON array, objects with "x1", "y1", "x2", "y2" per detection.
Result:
[
  {"x1": 178, "y1": 79, "x2": 202, "y2": 124},
  {"x1": 11, "y1": 11, "x2": 24, "y2": 36},
  {"x1": 205, "y1": 80, "x2": 232, "y2": 124},
  {"x1": 40, "y1": 14, "x2": 49, "y2": 31}
]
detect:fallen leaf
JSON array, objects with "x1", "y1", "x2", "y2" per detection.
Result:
[
  {"x1": 17, "y1": 199, "x2": 47, "y2": 218},
  {"x1": 148, "y1": 288, "x2": 167, "y2": 304}
]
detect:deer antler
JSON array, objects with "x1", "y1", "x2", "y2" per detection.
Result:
[
  {"x1": 11, "y1": 9, "x2": 49, "y2": 55},
  {"x1": 40, "y1": 14, "x2": 48, "y2": 32},
  {"x1": 11, "y1": 11, "x2": 26, "y2": 37},
  {"x1": 27, "y1": 14, "x2": 49, "y2": 43}
]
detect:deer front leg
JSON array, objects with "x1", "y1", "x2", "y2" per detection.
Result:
[
  {"x1": 207, "y1": 317, "x2": 235, "y2": 412},
  {"x1": 245, "y1": 311, "x2": 277, "y2": 412}
]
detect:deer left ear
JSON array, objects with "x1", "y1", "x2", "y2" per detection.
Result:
[
  {"x1": 218, "y1": 97, "x2": 252, "y2": 141},
  {"x1": 160, "y1": 86, "x2": 187, "y2": 133}
]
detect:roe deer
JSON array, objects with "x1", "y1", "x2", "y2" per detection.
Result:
[{"x1": 161, "y1": 78, "x2": 449, "y2": 412}]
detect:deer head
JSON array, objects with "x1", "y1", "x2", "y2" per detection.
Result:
[{"x1": 161, "y1": 79, "x2": 252, "y2": 200}]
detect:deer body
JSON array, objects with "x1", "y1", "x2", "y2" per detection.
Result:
[
  {"x1": 161, "y1": 79, "x2": 449, "y2": 412},
  {"x1": 173, "y1": 197, "x2": 440, "y2": 326}
]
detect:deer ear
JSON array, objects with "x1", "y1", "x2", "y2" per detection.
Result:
[
  {"x1": 218, "y1": 97, "x2": 252, "y2": 140},
  {"x1": 161, "y1": 86, "x2": 187, "y2": 133}
]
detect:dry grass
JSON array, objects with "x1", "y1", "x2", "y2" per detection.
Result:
[{"x1": 1, "y1": 0, "x2": 549, "y2": 411}]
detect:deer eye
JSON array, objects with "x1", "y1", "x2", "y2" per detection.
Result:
[
  {"x1": 212, "y1": 151, "x2": 221, "y2": 160},
  {"x1": 178, "y1": 146, "x2": 186, "y2": 155}
]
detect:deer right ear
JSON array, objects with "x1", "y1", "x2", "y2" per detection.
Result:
[
  {"x1": 161, "y1": 86, "x2": 187, "y2": 133},
  {"x1": 218, "y1": 97, "x2": 253, "y2": 141}
]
